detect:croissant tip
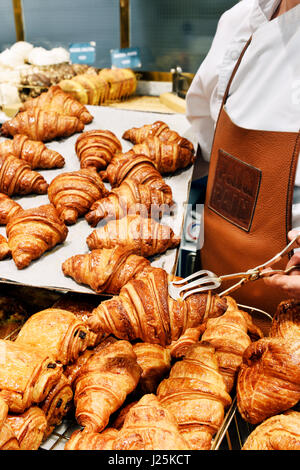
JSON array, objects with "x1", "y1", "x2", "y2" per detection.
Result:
[
  {"x1": 61, "y1": 208, "x2": 78, "y2": 225},
  {"x1": 35, "y1": 181, "x2": 49, "y2": 194}
]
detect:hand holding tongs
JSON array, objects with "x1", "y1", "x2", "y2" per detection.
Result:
[{"x1": 168, "y1": 235, "x2": 300, "y2": 301}]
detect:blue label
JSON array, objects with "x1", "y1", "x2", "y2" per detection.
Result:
[
  {"x1": 110, "y1": 47, "x2": 141, "y2": 69},
  {"x1": 69, "y1": 42, "x2": 96, "y2": 65}
]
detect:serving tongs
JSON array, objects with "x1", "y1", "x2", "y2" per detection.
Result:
[{"x1": 168, "y1": 235, "x2": 300, "y2": 300}]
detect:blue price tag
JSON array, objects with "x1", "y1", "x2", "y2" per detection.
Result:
[
  {"x1": 69, "y1": 42, "x2": 96, "y2": 65},
  {"x1": 110, "y1": 47, "x2": 141, "y2": 69}
]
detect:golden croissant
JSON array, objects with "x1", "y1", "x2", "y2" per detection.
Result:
[
  {"x1": 6, "y1": 406, "x2": 47, "y2": 450},
  {"x1": 1, "y1": 108, "x2": 84, "y2": 142},
  {"x1": 133, "y1": 342, "x2": 171, "y2": 394},
  {"x1": 122, "y1": 120, "x2": 194, "y2": 152},
  {"x1": 62, "y1": 246, "x2": 151, "y2": 294},
  {"x1": 6, "y1": 204, "x2": 68, "y2": 269},
  {"x1": 0, "y1": 396, "x2": 19, "y2": 450},
  {"x1": 242, "y1": 410, "x2": 300, "y2": 450},
  {"x1": 20, "y1": 85, "x2": 93, "y2": 124},
  {"x1": 48, "y1": 168, "x2": 109, "y2": 225},
  {"x1": 0, "y1": 134, "x2": 65, "y2": 169},
  {"x1": 0, "y1": 193, "x2": 22, "y2": 225},
  {"x1": 75, "y1": 129, "x2": 122, "y2": 171},
  {"x1": 86, "y1": 267, "x2": 227, "y2": 346},
  {"x1": 73, "y1": 339, "x2": 141, "y2": 432},
  {"x1": 85, "y1": 178, "x2": 174, "y2": 227},
  {"x1": 86, "y1": 214, "x2": 180, "y2": 257},
  {"x1": 0, "y1": 154, "x2": 48, "y2": 196},
  {"x1": 0, "y1": 234, "x2": 11, "y2": 260},
  {"x1": 125, "y1": 136, "x2": 195, "y2": 174},
  {"x1": 0, "y1": 339, "x2": 62, "y2": 413},
  {"x1": 65, "y1": 428, "x2": 118, "y2": 450},
  {"x1": 168, "y1": 326, "x2": 205, "y2": 359},
  {"x1": 201, "y1": 296, "x2": 263, "y2": 392},
  {"x1": 236, "y1": 337, "x2": 300, "y2": 424},
  {"x1": 157, "y1": 341, "x2": 232, "y2": 450},
  {"x1": 15, "y1": 308, "x2": 90, "y2": 365},
  {"x1": 269, "y1": 299, "x2": 300, "y2": 341}
]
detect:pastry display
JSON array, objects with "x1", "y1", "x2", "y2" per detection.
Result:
[
  {"x1": 75, "y1": 129, "x2": 122, "y2": 171},
  {"x1": 48, "y1": 168, "x2": 109, "y2": 225},
  {"x1": 0, "y1": 154, "x2": 48, "y2": 196}
]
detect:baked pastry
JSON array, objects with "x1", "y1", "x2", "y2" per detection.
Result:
[
  {"x1": 1, "y1": 108, "x2": 84, "y2": 142},
  {"x1": 201, "y1": 296, "x2": 263, "y2": 392},
  {"x1": 98, "y1": 68, "x2": 136, "y2": 100},
  {"x1": 168, "y1": 326, "x2": 205, "y2": 359},
  {"x1": 0, "y1": 339, "x2": 62, "y2": 413},
  {"x1": 269, "y1": 299, "x2": 300, "y2": 341},
  {"x1": 86, "y1": 214, "x2": 180, "y2": 256},
  {"x1": 133, "y1": 342, "x2": 171, "y2": 394},
  {"x1": 73, "y1": 339, "x2": 141, "y2": 432},
  {"x1": 72, "y1": 74, "x2": 110, "y2": 105},
  {"x1": 58, "y1": 78, "x2": 89, "y2": 105},
  {"x1": 236, "y1": 337, "x2": 300, "y2": 424},
  {"x1": 62, "y1": 246, "x2": 151, "y2": 294},
  {"x1": 19, "y1": 85, "x2": 93, "y2": 124},
  {"x1": 75, "y1": 129, "x2": 122, "y2": 171},
  {"x1": 0, "y1": 134, "x2": 65, "y2": 169},
  {"x1": 0, "y1": 193, "x2": 22, "y2": 225},
  {"x1": 0, "y1": 154, "x2": 48, "y2": 196},
  {"x1": 122, "y1": 120, "x2": 194, "y2": 151},
  {"x1": 6, "y1": 204, "x2": 68, "y2": 269},
  {"x1": 65, "y1": 428, "x2": 118, "y2": 450},
  {"x1": 125, "y1": 137, "x2": 195, "y2": 174},
  {"x1": 242, "y1": 410, "x2": 300, "y2": 450},
  {"x1": 15, "y1": 308, "x2": 90, "y2": 365},
  {"x1": 0, "y1": 234, "x2": 11, "y2": 260},
  {"x1": 157, "y1": 341, "x2": 232, "y2": 450},
  {"x1": 6, "y1": 406, "x2": 47, "y2": 450},
  {"x1": 0, "y1": 421, "x2": 20, "y2": 450},
  {"x1": 85, "y1": 179, "x2": 174, "y2": 227},
  {"x1": 86, "y1": 267, "x2": 227, "y2": 346},
  {"x1": 48, "y1": 168, "x2": 109, "y2": 225}
]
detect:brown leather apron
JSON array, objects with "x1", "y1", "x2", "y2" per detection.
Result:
[{"x1": 200, "y1": 38, "x2": 300, "y2": 316}]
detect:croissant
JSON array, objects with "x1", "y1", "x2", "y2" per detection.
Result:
[
  {"x1": 242, "y1": 410, "x2": 300, "y2": 450},
  {"x1": 98, "y1": 68, "x2": 137, "y2": 100},
  {"x1": 110, "y1": 400, "x2": 138, "y2": 430},
  {"x1": 168, "y1": 326, "x2": 205, "y2": 359},
  {"x1": 157, "y1": 341, "x2": 232, "y2": 450},
  {"x1": 122, "y1": 120, "x2": 194, "y2": 152},
  {"x1": 201, "y1": 296, "x2": 264, "y2": 392},
  {"x1": 20, "y1": 85, "x2": 93, "y2": 124},
  {"x1": 0, "y1": 134, "x2": 65, "y2": 169},
  {"x1": 6, "y1": 406, "x2": 47, "y2": 450},
  {"x1": 6, "y1": 204, "x2": 68, "y2": 269},
  {"x1": 0, "y1": 421, "x2": 20, "y2": 450},
  {"x1": 73, "y1": 339, "x2": 141, "y2": 432},
  {"x1": 1, "y1": 109, "x2": 84, "y2": 142},
  {"x1": 15, "y1": 308, "x2": 90, "y2": 365},
  {"x1": 0, "y1": 396, "x2": 8, "y2": 429},
  {"x1": 0, "y1": 234, "x2": 11, "y2": 260},
  {"x1": 236, "y1": 337, "x2": 300, "y2": 424},
  {"x1": 133, "y1": 342, "x2": 171, "y2": 394},
  {"x1": 113, "y1": 394, "x2": 190, "y2": 450},
  {"x1": 125, "y1": 137, "x2": 195, "y2": 174},
  {"x1": 62, "y1": 246, "x2": 151, "y2": 294},
  {"x1": 86, "y1": 215, "x2": 180, "y2": 257},
  {"x1": 65, "y1": 428, "x2": 118, "y2": 450},
  {"x1": 269, "y1": 299, "x2": 300, "y2": 341},
  {"x1": 0, "y1": 154, "x2": 48, "y2": 196},
  {"x1": 86, "y1": 267, "x2": 227, "y2": 346},
  {"x1": 75, "y1": 129, "x2": 122, "y2": 171},
  {"x1": 0, "y1": 339, "x2": 62, "y2": 413},
  {"x1": 85, "y1": 178, "x2": 174, "y2": 227},
  {"x1": 48, "y1": 168, "x2": 109, "y2": 225},
  {"x1": 0, "y1": 193, "x2": 22, "y2": 225}
]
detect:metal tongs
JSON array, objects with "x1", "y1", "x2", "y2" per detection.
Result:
[{"x1": 168, "y1": 235, "x2": 300, "y2": 300}]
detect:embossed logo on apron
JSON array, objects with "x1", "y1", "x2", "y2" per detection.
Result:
[{"x1": 208, "y1": 149, "x2": 261, "y2": 231}]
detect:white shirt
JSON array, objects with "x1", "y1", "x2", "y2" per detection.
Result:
[{"x1": 186, "y1": 0, "x2": 300, "y2": 228}]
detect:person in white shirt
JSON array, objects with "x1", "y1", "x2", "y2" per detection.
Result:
[{"x1": 186, "y1": 0, "x2": 300, "y2": 310}]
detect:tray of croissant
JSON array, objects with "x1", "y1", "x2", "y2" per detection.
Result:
[
  {"x1": 0, "y1": 281, "x2": 299, "y2": 451},
  {"x1": 0, "y1": 85, "x2": 196, "y2": 295}
]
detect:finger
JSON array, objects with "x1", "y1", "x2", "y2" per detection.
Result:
[
  {"x1": 264, "y1": 273, "x2": 300, "y2": 292},
  {"x1": 288, "y1": 229, "x2": 300, "y2": 243},
  {"x1": 286, "y1": 252, "x2": 300, "y2": 270}
]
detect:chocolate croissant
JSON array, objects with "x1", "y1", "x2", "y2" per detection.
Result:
[
  {"x1": 133, "y1": 342, "x2": 171, "y2": 394},
  {"x1": 0, "y1": 234, "x2": 11, "y2": 260},
  {"x1": 15, "y1": 308, "x2": 90, "y2": 365},
  {"x1": 86, "y1": 267, "x2": 227, "y2": 346},
  {"x1": 157, "y1": 341, "x2": 232, "y2": 450},
  {"x1": 0, "y1": 193, "x2": 22, "y2": 225},
  {"x1": 73, "y1": 339, "x2": 141, "y2": 432},
  {"x1": 0, "y1": 339, "x2": 62, "y2": 413},
  {"x1": 62, "y1": 246, "x2": 151, "y2": 294},
  {"x1": 6, "y1": 406, "x2": 47, "y2": 450},
  {"x1": 122, "y1": 120, "x2": 194, "y2": 152},
  {"x1": 75, "y1": 129, "x2": 122, "y2": 171},
  {"x1": 0, "y1": 154, "x2": 48, "y2": 196},
  {"x1": 0, "y1": 134, "x2": 65, "y2": 169},
  {"x1": 20, "y1": 85, "x2": 93, "y2": 124},
  {"x1": 86, "y1": 214, "x2": 180, "y2": 257},
  {"x1": 1, "y1": 108, "x2": 84, "y2": 142},
  {"x1": 48, "y1": 168, "x2": 109, "y2": 225},
  {"x1": 6, "y1": 204, "x2": 68, "y2": 269},
  {"x1": 85, "y1": 179, "x2": 174, "y2": 227}
]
